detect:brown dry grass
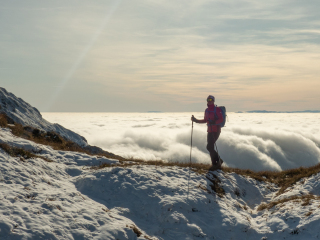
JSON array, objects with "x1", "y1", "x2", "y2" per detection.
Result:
[
  {"x1": 9, "y1": 123, "x2": 24, "y2": 136},
  {"x1": 126, "y1": 225, "x2": 142, "y2": 237},
  {"x1": 91, "y1": 157, "x2": 211, "y2": 171},
  {"x1": 0, "y1": 113, "x2": 8, "y2": 127},
  {"x1": 305, "y1": 211, "x2": 313, "y2": 217},
  {"x1": 257, "y1": 194, "x2": 320, "y2": 211},
  {"x1": 222, "y1": 164, "x2": 320, "y2": 196},
  {"x1": 92, "y1": 159, "x2": 320, "y2": 197},
  {"x1": 5, "y1": 122, "x2": 123, "y2": 161},
  {"x1": 0, "y1": 142, "x2": 52, "y2": 162}
]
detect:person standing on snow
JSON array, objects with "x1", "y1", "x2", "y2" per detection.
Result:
[{"x1": 191, "y1": 95, "x2": 224, "y2": 170}]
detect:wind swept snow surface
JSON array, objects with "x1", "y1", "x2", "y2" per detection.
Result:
[{"x1": 2, "y1": 128, "x2": 320, "y2": 239}]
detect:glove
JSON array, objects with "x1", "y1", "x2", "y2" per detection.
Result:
[{"x1": 191, "y1": 115, "x2": 198, "y2": 123}]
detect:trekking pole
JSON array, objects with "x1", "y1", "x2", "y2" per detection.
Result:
[{"x1": 187, "y1": 118, "x2": 194, "y2": 201}]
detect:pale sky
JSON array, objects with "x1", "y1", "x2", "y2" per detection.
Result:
[{"x1": 1, "y1": 0, "x2": 320, "y2": 112}]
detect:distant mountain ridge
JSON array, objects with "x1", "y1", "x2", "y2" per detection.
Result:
[{"x1": 237, "y1": 110, "x2": 320, "y2": 113}]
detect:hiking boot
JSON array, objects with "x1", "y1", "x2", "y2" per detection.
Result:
[
  {"x1": 218, "y1": 158, "x2": 223, "y2": 168},
  {"x1": 216, "y1": 163, "x2": 222, "y2": 170},
  {"x1": 209, "y1": 166, "x2": 216, "y2": 171},
  {"x1": 209, "y1": 164, "x2": 220, "y2": 171},
  {"x1": 220, "y1": 158, "x2": 224, "y2": 165}
]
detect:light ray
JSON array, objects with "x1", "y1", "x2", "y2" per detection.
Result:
[{"x1": 44, "y1": 0, "x2": 123, "y2": 111}]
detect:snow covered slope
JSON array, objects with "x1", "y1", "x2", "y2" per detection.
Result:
[
  {"x1": 0, "y1": 87, "x2": 87, "y2": 147},
  {"x1": 1, "y1": 128, "x2": 320, "y2": 240}
]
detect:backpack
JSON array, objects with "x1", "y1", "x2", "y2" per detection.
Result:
[
  {"x1": 216, "y1": 106, "x2": 227, "y2": 127},
  {"x1": 205, "y1": 106, "x2": 227, "y2": 128}
]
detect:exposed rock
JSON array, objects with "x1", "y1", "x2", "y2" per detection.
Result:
[
  {"x1": 84, "y1": 145, "x2": 120, "y2": 158},
  {"x1": 0, "y1": 87, "x2": 88, "y2": 147},
  {"x1": 0, "y1": 87, "x2": 121, "y2": 159}
]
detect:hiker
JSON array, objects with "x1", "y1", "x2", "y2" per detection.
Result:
[{"x1": 191, "y1": 95, "x2": 224, "y2": 170}]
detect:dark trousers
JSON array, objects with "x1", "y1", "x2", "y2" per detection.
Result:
[{"x1": 207, "y1": 131, "x2": 220, "y2": 165}]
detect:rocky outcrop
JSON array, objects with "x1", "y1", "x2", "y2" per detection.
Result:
[{"x1": 0, "y1": 87, "x2": 88, "y2": 147}]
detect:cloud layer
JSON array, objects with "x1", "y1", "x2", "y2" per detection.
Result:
[{"x1": 43, "y1": 112, "x2": 320, "y2": 171}]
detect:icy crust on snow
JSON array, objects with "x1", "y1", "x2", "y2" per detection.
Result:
[
  {"x1": 1, "y1": 129, "x2": 320, "y2": 239},
  {"x1": 0, "y1": 87, "x2": 87, "y2": 147}
]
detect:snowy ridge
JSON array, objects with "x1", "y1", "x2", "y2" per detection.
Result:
[
  {"x1": 0, "y1": 87, "x2": 87, "y2": 147},
  {"x1": 1, "y1": 129, "x2": 320, "y2": 239}
]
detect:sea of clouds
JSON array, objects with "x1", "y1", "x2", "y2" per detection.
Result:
[{"x1": 42, "y1": 112, "x2": 320, "y2": 171}]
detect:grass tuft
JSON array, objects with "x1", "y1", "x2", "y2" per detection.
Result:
[
  {"x1": 0, "y1": 113, "x2": 8, "y2": 127},
  {"x1": 91, "y1": 162, "x2": 113, "y2": 170},
  {"x1": 222, "y1": 164, "x2": 320, "y2": 196},
  {"x1": 305, "y1": 211, "x2": 313, "y2": 217},
  {"x1": 0, "y1": 142, "x2": 52, "y2": 162},
  {"x1": 9, "y1": 123, "x2": 24, "y2": 136},
  {"x1": 257, "y1": 194, "x2": 320, "y2": 211},
  {"x1": 92, "y1": 157, "x2": 212, "y2": 172},
  {"x1": 127, "y1": 225, "x2": 142, "y2": 237}
]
